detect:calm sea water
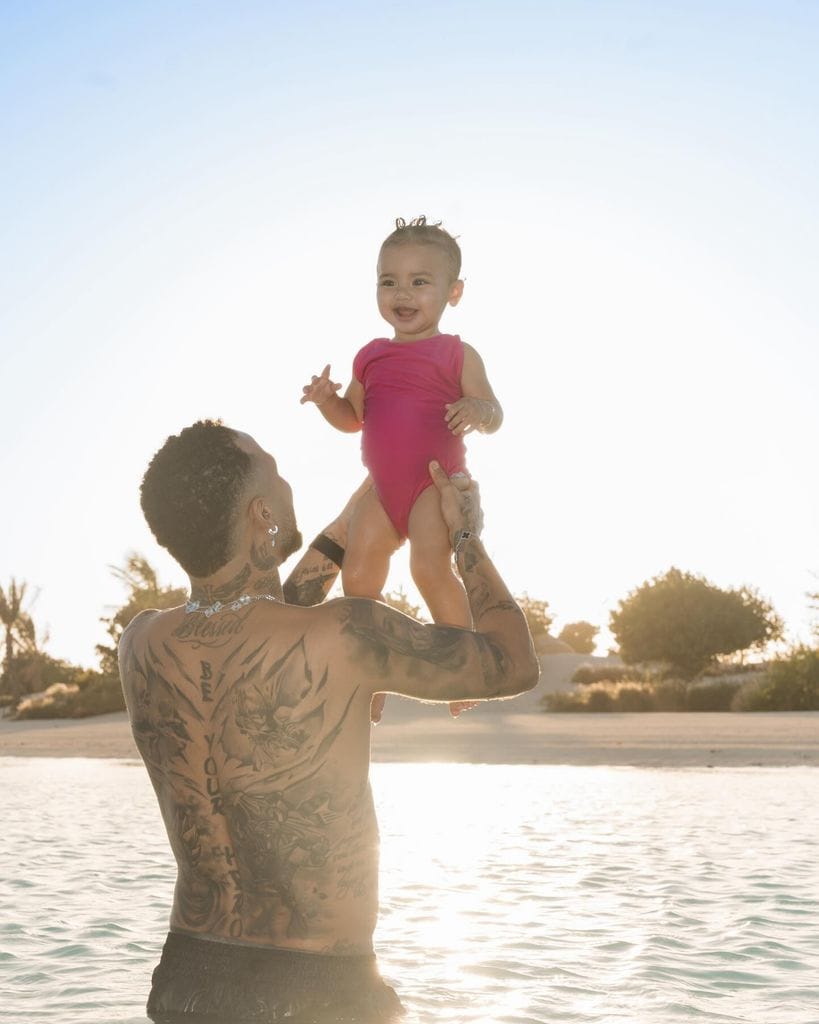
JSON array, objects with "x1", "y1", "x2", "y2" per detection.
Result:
[{"x1": 1, "y1": 759, "x2": 817, "y2": 1024}]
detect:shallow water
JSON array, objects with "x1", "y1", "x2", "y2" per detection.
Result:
[{"x1": 1, "y1": 759, "x2": 817, "y2": 1024}]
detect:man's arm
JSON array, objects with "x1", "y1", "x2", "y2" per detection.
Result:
[
  {"x1": 281, "y1": 478, "x2": 370, "y2": 606},
  {"x1": 332, "y1": 463, "x2": 540, "y2": 703}
]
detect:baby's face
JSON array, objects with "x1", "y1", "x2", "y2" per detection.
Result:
[{"x1": 376, "y1": 243, "x2": 463, "y2": 342}]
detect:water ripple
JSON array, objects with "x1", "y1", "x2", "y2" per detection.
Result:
[{"x1": 1, "y1": 760, "x2": 818, "y2": 1023}]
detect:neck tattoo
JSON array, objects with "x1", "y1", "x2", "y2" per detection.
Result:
[{"x1": 185, "y1": 593, "x2": 280, "y2": 618}]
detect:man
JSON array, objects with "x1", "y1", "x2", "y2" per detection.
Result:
[{"x1": 121, "y1": 420, "x2": 539, "y2": 1021}]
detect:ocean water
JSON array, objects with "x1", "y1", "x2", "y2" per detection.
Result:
[{"x1": 1, "y1": 759, "x2": 817, "y2": 1024}]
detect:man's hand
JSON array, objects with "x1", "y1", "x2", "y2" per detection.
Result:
[
  {"x1": 301, "y1": 365, "x2": 342, "y2": 406},
  {"x1": 429, "y1": 461, "x2": 483, "y2": 546},
  {"x1": 444, "y1": 397, "x2": 497, "y2": 436}
]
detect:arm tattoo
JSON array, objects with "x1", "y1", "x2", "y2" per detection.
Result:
[
  {"x1": 282, "y1": 557, "x2": 338, "y2": 607},
  {"x1": 340, "y1": 599, "x2": 469, "y2": 673},
  {"x1": 458, "y1": 541, "x2": 484, "y2": 574},
  {"x1": 459, "y1": 543, "x2": 519, "y2": 624},
  {"x1": 474, "y1": 634, "x2": 511, "y2": 693}
]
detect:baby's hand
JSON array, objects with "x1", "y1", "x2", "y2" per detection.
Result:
[
  {"x1": 445, "y1": 398, "x2": 497, "y2": 436},
  {"x1": 300, "y1": 365, "x2": 342, "y2": 406}
]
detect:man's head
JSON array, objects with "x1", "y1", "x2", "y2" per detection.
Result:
[{"x1": 140, "y1": 420, "x2": 301, "y2": 579}]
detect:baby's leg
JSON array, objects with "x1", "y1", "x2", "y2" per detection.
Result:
[
  {"x1": 342, "y1": 489, "x2": 402, "y2": 599},
  {"x1": 407, "y1": 485, "x2": 471, "y2": 627},
  {"x1": 407, "y1": 487, "x2": 477, "y2": 718},
  {"x1": 343, "y1": 489, "x2": 402, "y2": 724}
]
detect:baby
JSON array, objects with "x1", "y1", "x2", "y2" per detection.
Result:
[{"x1": 301, "y1": 217, "x2": 503, "y2": 716}]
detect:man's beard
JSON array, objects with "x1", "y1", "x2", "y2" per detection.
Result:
[
  {"x1": 250, "y1": 526, "x2": 303, "y2": 572},
  {"x1": 279, "y1": 528, "x2": 303, "y2": 561}
]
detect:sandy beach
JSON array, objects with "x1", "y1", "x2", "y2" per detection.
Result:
[
  {"x1": 1, "y1": 654, "x2": 817, "y2": 767},
  {"x1": 1, "y1": 706, "x2": 817, "y2": 767}
]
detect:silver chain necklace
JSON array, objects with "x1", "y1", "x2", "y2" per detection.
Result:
[{"x1": 184, "y1": 593, "x2": 280, "y2": 618}]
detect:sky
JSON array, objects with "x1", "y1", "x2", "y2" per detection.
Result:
[{"x1": 1, "y1": 0, "x2": 817, "y2": 666}]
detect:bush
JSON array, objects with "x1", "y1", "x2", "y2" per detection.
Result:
[
  {"x1": 616, "y1": 686, "x2": 654, "y2": 712},
  {"x1": 542, "y1": 678, "x2": 738, "y2": 713},
  {"x1": 700, "y1": 661, "x2": 766, "y2": 678},
  {"x1": 540, "y1": 679, "x2": 651, "y2": 712},
  {"x1": 14, "y1": 671, "x2": 125, "y2": 719},
  {"x1": 651, "y1": 680, "x2": 688, "y2": 711},
  {"x1": 572, "y1": 664, "x2": 647, "y2": 686},
  {"x1": 585, "y1": 687, "x2": 615, "y2": 712},
  {"x1": 543, "y1": 691, "x2": 588, "y2": 712},
  {"x1": 685, "y1": 680, "x2": 742, "y2": 711},
  {"x1": 2, "y1": 653, "x2": 109, "y2": 716},
  {"x1": 733, "y1": 647, "x2": 819, "y2": 711}
]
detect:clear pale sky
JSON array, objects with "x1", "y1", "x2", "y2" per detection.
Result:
[{"x1": 2, "y1": 1, "x2": 817, "y2": 666}]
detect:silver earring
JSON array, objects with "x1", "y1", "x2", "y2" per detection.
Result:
[{"x1": 268, "y1": 524, "x2": 279, "y2": 549}]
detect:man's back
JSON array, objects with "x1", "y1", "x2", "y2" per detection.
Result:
[
  {"x1": 127, "y1": 423, "x2": 537, "y2": 1020},
  {"x1": 120, "y1": 599, "x2": 379, "y2": 955}
]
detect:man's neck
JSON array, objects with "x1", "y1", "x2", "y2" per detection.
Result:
[{"x1": 188, "y1": 551, "x2": 283, "y2": 607}]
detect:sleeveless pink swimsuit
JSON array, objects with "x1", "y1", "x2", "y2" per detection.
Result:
[{"x1": 353, "y1": 333, "x2": 467, "y2": 538}]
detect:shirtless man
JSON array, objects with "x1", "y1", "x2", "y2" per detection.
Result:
[{"x1": 120, "y1": 419, "x2": 539, "y2": 1022}]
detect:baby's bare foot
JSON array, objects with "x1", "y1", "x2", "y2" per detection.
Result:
[
  {"x1": 371, "y1": 692, "x2": 387, "y2": 723},
  {"x1": 449, "y1": 700, "x2": 480, "y2": 718}
]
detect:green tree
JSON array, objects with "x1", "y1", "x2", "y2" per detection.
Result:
[
  {"x1": 515, "y1": 594, "x2": 553, "y2": 641},
  {"x1": 0, "y1": 579, "x2": 40, "y2": 700},
  {"x1": 738, "y1": 646, "x2": 819, "y2": 711},
  {"x1": 97, "y1": 554, "x2": 187, "y2": 678},
  {"x1": 610, "y1": 567, "x2": 783, "y2": 679},
  {"x1": 557, "y1": 621, "x2": 599, "y2": 654},
  {"x1": 383, "y1": 586, "x2": 426, "y2": 620}
]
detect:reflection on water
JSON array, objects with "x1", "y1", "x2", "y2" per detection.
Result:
[{"x1": 1, "y1": 759, "x2": 818, "y2": 1024}]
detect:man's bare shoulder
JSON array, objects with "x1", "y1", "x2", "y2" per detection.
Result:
[
  {"x1": 284, "y1": 596, "x2": 421, "y2": 680},
  {"x1": 119, "y1": 607, "x2": 164, "y2": 652},
  {"x1": 281, "y1": 596, "x2": 373, "y2": 652}
]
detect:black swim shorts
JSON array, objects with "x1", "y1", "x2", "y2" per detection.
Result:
[{"x1": 146, "y1": 930, "x2": 404, "y2": 1023}]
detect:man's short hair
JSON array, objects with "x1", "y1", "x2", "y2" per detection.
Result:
[
  {"x1": 380, "y1": 216, "x2": 462, "y2": 280},
  {"x1": 140, "y1": 420, "x2": 253, "y2": 577}
]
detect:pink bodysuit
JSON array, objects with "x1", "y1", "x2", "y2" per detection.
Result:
[{"x1": 353, "y1": 333, "x2": 467, "y2": 538}]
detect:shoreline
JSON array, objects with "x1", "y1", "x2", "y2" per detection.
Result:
[
  {"x1": 1, "y1": 707, "x2": 817, "y2": 768},
  {"x1": 3, "y1": 656, "x2": 815, "y2": 769}
]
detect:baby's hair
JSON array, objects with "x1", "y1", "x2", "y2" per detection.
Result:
[{"x1": 380, "y1": 215, "x2": 462, "y2": 279}]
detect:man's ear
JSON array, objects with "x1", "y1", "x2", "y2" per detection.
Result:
[
  {"x1": 448, "y1": 279, "x2": 465, "y2": 307},
  {"x1": 248, "y1": 496, "x2": 271, "y2": 529}
]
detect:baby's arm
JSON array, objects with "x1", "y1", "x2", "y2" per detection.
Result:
[
  {"x1": 301, "y1": 364, "x2": 364, "y2": 433},
  {"x1": 445, "y1": 343, "x2": 504, "y2": 436}
]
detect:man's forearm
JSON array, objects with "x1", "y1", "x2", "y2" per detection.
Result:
[
  {"x1": 282, "y1": 527, "x2": 344, "y2": 606},
  {"x1": 456, "y1": 536, "x2": 539, "y2": 695},
  {"x1": 319, "y1": 395, "x2": 361, "y2": 433}
]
